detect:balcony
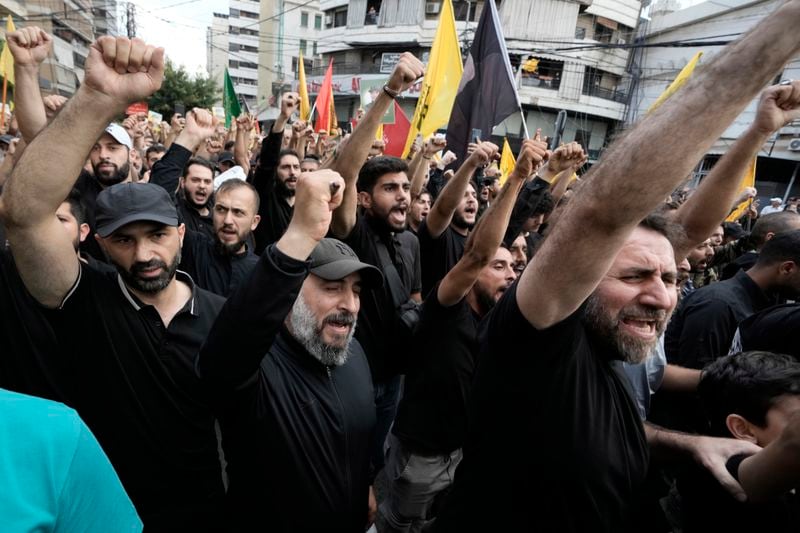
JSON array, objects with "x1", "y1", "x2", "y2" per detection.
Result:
[{"x1": 582, "y1": 85, "x2": 628, "y2": 104}]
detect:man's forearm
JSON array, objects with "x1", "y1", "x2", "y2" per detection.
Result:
[
  {"x1": 467, "y1": 174, "x2": 524, "y2": 258},
  {"x1": 14, "y1": 65, "x2": 47, "y2": 143},
  {"x1": 3, "y1": 87, "x2": 118, "y2": 224},
  {"x1": 673, "y1": 126, "x2": 769, "y2": 257}
]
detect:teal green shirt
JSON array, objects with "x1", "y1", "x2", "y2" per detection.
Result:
[{"x1": 0, "y1": 389, "x2": 141, "y2": 532}]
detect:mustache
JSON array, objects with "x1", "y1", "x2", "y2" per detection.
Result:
[
  {"x1": 130, "y1": 259, "x2": 168, "y2": 274},
  {"x1": 619, "y1": 305, "x2": 667, "y2": 322},
  {"x1": 323, "y1": 312, "x2": 356, "y2": 327}
]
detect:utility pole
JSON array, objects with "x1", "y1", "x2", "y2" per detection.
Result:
[
  {"x1": 126, "y1": 2, "x2": 136, "y2": 39},
  {"x1": 277, "y1": 0, "x2": 285, "y2": 80}
]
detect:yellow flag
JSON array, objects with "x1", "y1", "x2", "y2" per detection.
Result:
[
  {"x1": 647, "y1": 51, "x2": 702, "y2": 114},
  {"x1": 402, "y1": 0, "x2": 462, "y2": 157},
  {"x1": 499, "y1": 137, "x2": 515, "y2": 186},
  {"x1": 375, "y1": 123, "x2": 384, "y2": 142},
  {"x1": 726, "y1": 157, "x2": 757, "y2": 222},
  {"x1": 328, "y1": 85, "x2": 338, "y2": 133},
  {"x1": 298, "y1": 52, "x2": 310, "y2": 121},
  {"x1": 0, "y1": 15, "x2": 17, "y2": 86}
]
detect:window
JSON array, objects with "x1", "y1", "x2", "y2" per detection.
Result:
[
  {"x1": 314, "y1": 14, "x2": 322, "y2": 29},
  {"x1": 228, "y1": 42, "x2": 239, "y2": 52},
  {"x1": 230, "y1": 8, "x2": 239, "y2": 17},
  {"x1": 325, "y1": 7, "x2": 348, "y2": 28},
  {"x1": 575, "y1": 27, "x2": 586, "y2": 39},
  {"x1": 313, "y1": 41, "x2": 318, "y2": 56},
  {"x1": 574, "y1": 130, "x2": 591, "y2": 151},
  {"x1": 594, "y1": 23, "x2": 613, "y2": 43},
  {"x1": 229, "y1": 59, "x2": 239, "y2": 68},
  {"x1": 519, "y1": 57, "x2": 562, "y2": 90},
  {"x1": 300, "y1": 39, "x2": 307, "y2": 55},
  {"x1": 365, "y1": 1, "x2": 382, "y2": 25},
  {"x1": 301, "y1": 12, "x2": 309, "y2": 27}
]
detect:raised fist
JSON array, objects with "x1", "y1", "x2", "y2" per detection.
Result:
[
  {"x1": 547, "y1": 142, "x2": 585, "y2": 174},
  {"x1": 184, "y1": 108, "x2": 217, "y2": 144},
  {"x1": 83, "y1": 36, "x2": 165, "y2": 109},
  {"x1": 291, "y1": 168, "x2": 346, "y2": 242},
  {"x1": 514, "y1": 138, "x2": 550, "y2": 179},
  {"x1": 237, "y1": 113, "x2": 255, "y2": 132},
  {"x1": 753, "y1": 80, "x2": 800, "y2": 135},
  {"x1": 281, "y1": 92, "x2": 300, "y2": 119},
  {"x1": 387, "y1": 52, "x2": 425, "y2": 94},
  {"x1": 424, "y1": 135, "x2": 447, "y2": 157},
  {"x1": 42, "y1": 94, "x2": 68, "y2": 120},
  {"x1": 7, "y1": 27, "x2": 52, "y2": 67},
  {"x1": 468, "y1": 141, "x2": 500, "y2": 167}
]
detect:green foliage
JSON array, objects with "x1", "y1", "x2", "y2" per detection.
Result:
[{"x1": 148, "y1": 59, "x2": 218, "y2": 120}]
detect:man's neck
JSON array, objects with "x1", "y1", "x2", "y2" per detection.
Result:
[
  {"x1": 744, "y1": 266, "x2": 775, "y2": 293},
  {"x1": 465, "y1": 291, "x2": 486, "y2": 318},
  {"x1": 450, "y1": 223, "x2": 469, "y2": 237},
  {"x1": 128, "y1": 277, "x2": 192, "y2": 327}
]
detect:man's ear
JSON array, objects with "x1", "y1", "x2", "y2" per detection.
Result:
[
  {"x1": 726, "y1": 414, "x2": 759, "y2": 444},
  {"x1": 359, "y1": 191, "x2": 372, "y2": 209},
  {"x1": 79, "y1": 223, "x2": 91, "y2": 243}
]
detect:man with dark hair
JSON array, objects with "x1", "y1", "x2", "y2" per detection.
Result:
[
  {"x1": 198, "y1": 169, "x2": 383, "y2": 532},
  {"x1": 179, "y1": 178, "x2": 261, "y2": 296},
  {"x1": 431, "y1": 6, "x2": 800, "y2": 530},
  {"x1": 408, "y1": 188, "x2": 431, "y2": 235},
  {"x1": 0, "y1": 35, "x2": 227, "y2": 529},
  {"x1": 677, "y1": 351, "x2": 800, "y2": 532},
  {"x1": 381, "y1": 141, "x2": 546, "y2": 532},
  {"x1": 300, "y1": 154, "x2": 321, "y2": 174},
  {"x1": 216, "y1": 151, "x2": 235, "y2": 173},
  {"x1": 715, "y1": 211, "x2": 800, "y2": 279},
  {"x1": 731, "y1": 303, "x2": 800, "y2": 360},
  {"x1": 150, "y1": 109, "x2": 220, "y2": 240},
  {"x1": 251, "y1": 93, "x2": 303, "y2": 253},
  {"x1": 328, "y1": 52, "x2": 426, "y2": 475},
  {"x1": 685, "y1": 238, "x2": 715, "y2": 295},
  {"x1": 144, "y1": 143, "x2": 166, "y2": 171}
]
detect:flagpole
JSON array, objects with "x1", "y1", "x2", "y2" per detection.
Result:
[
  {"x1": 519, "y1": 107, "x2": 529, "y2": 139},
  {"x1": 0, "y1": 76, "x2": 7, "y2": 130}
]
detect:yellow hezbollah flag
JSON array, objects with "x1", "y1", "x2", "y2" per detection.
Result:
[
  {"x1": 0, "y1": 15, "x2": 17, "y2": 86},
  {"x1": 499, "y1": 137, "x2": 515, "y2": 185},
  {"x1": 648, "y1": 51, "x2": 703, "y2": 114},
  {"x1": 402, "y1": 0, "x2": 462, "y2": 156},
  {"x1": 298, "y1": 52, "x2": 310, "y2": 121},
  {"x1": 726, "y1": 157, "x2": 757, "y2": 222}
]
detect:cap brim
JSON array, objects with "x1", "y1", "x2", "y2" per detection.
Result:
[
  {"x1": 97, "y1": 213, "x2": 179, "y2": 237},
  {"x1": 311, "y1": 260, "x2": 384, "y2": 289}
]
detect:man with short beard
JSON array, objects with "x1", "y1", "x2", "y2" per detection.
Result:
[
  {"x1": 417, "y1": 142, "x2": 490, "y2": 295},
  {"x1": 197, "y1": 169, "x2": 383, "y2": 532},
  {"x1": 178, "y1": 178, "x2": 261, "y2": 296},
  {"x1": 381, "y1": 140, "x2": 546, "y2": 533},
  {"x1": 1, "y1": 35, "x2": 228, "y2": 530},
  {"x1": 431, "y1": 6, "x2": 800, "y2": 530},
  {"x1": 252, "y1": 92, "x2": 303, "y2": 254}
]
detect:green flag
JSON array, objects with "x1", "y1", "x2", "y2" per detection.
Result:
[{"x1": 223, "y1": 68, "x2": 241, "y2": 128}]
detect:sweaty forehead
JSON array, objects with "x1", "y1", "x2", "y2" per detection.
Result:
[{"x1": 612, "y1": 228, "x2": 677, "y2": 274}]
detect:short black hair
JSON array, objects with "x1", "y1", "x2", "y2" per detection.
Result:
[
  {"x1": 278, "y1": 149, "x2": 300, "y2": 164},
  {"x1": 756, "y1": 229, "x2": 800, "y2": 267},
  {"x1": 357, "y1": 156, "x2": 408, "y2": 194},
  {"x1": 215, "y1": 178, "x2": 260, "y2": 213},
  {"x1": 145, "y1": 144, "x2": 166, "y2": 158},
  {"x1": 639, "y1": 210, "x2": 686, "y2": 249},
  {"x1": 722, "y1": 221, "x2": 747, "y2": 240},
  {"x1": 224, "y1": 140, "x2": 235, "y2": 151},
  {"x1": 303, "y1": 154, "x2": 321, "y2": 163},
  {"x1": 182, "y1": 157, "x2": 215, "y2": 177},
  {"x1": 532, "y1": 191, "x2": 555, "y2": 217},
  {"x1": 750, "y1": 211, "x2": 800, "y2": 248},
  {"x1": 699, "y1": 351, "x2": 800, "y2": 437},
  {"x1": 64, "y1": 188, "x2": 86, "y2": 225}
]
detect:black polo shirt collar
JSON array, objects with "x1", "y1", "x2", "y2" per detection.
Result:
[
  {"x1": 735, "y1": 268, "x2": 774, "y2": 310},
  {"x1": 116, "y1": 269, "x2": 200, "y2": 317}
]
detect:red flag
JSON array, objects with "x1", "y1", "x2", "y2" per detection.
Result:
[
  {"x1": 383, "y1": 102, "x2": 411, "y2": 157},
  {"x1": 314, "y1": 59, "x2": 334, "y2": 133}
]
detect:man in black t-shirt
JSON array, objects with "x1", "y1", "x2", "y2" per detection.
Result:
[
  {"x1": 679, "y1": 352, "x2": 800, "y2": 533},
  {"x1": 382, "y1": 140, "x2": 547, "y2": 533},
  {"x1": 328, "y1": 52, "x2": 426, "y2": 474},
  {"x1": 432, "y1": 9, "x2": 800, "y2": 531},
  {"x1": 1, "y1": 36, "x2": 226, "y2": 530},
  {"x1": 732, "y1": 303, "x2": 800, "y2": 360}
]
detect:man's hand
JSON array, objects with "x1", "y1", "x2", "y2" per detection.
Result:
[
  {"x1": 369, "y1": 139, "x2": 385, "y2": 158},
  {"x1": 752, "y1": 81, "x2": 800, "y2": 135},
  {"x1": 424, "y1": 136, "x2": 447, "y2": 157},
  {"x1": 512, "y1": 138, "x2": 549, "y2": 180},
  {"x1": 441, "y1": 150, "x2": 457, "y2": 167},
  {"x1": 691, "y1": 435, "x2": 761, "y2": 502},
  {"x1": 365, "y1": 485, "x2": 377, "y2": 530},
  {"x1": 83, "y1": 36, "x2": 165, "y2": 110},
  {"x1": 291, "y1": 119, "x2": 307, "y2": 139},
  {"x1": 182, "y1": 108, "x2": 218, "y2": 145},
  {"x1": 171, "y1": 113, "x2": 185, "y2": 133},
  {"x1": 280, "y1": 92, "x2": 300, "y2": 119},
  {"x1": 42, "y1": 95, "x2": 68, "y2": 120},
  {"x1": 466, "y1": 141, "x2": 500, "y2": 167},
  {"x1": 546, "y1": 142, "x2": 585, "y2": 174},
  {"x1": 7, "y1": 27, "x2": 52, "y2": 67},
  {"x1": 386, "y1": 52, "x2": 425, "y2": 93},
  {"x1": 236, "y1": 113, "x2": 255, "y2": 132}
]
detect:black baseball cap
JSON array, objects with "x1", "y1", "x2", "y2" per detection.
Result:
[
  {"x1": 217, "y1": 152, "x2": 235, "y2": 164},
  {"x1": 95, "y1": 183, "x2": 179, "y2": 237},
  {"x1": 309, "y1": 239, "x2": 383, "y2": 289}
]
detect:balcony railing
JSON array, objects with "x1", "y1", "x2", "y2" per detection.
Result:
[
  {"x1": 582, "y1": 85, "x2": 628, "y2": 104},
  {"x1": 520, "y1": 75, "x2": 560, "y2": 90}
]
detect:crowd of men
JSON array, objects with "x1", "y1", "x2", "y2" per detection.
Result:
[{"x1": 0, "y1": 6, "x2": 799, "y2": 532}]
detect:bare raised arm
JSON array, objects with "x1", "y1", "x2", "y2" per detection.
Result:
[
  {"x1": 426, "y1": 140, "x2": 494, "y2": 238},
  {"x1": 517, "y1": 1, "x2": 800, "y2": 330},
  {"x1": 672, "y1": 81, "x2": 800, "y2": 259},
  {"x1": 438, "y1": 139, "x2": 548, "y2": 306},
  {"x1": 0, "y1": 36, "x2": 164, "y2": 308},
  {"x1": 329, "y1": 53, "x2": 424, "y2": 238},
  {"x1": 8, "y1": 27, "x2": 52, "y2": 143}
]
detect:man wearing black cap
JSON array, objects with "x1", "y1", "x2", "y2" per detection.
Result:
[
  {"x1": 198, "y1": 168, "x2": 382, "y2": 531},
  {"x1": 216, "y1": 151, "x2": 236, "y2": 173},
  {"x1": 0, "y1": 35, "x2": 227, "y2": 530}
]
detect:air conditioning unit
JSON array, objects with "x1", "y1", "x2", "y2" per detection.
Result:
[
  {"x1": 426, "y1": 2, "x2": 441, "y2": 14},
  {"x1": 617, "y1": 37, "x2": 626, "y2": 45},
  {"x1": 325, "y1": 14, "x2": 333, "y2": 25},
  {"x1": 789, "y1": 138, "x2": 800, "y2": 152}
]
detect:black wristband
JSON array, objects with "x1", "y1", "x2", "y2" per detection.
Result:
[{"x1": 382, "y1": 85, "x2": 401, "y2": 99}]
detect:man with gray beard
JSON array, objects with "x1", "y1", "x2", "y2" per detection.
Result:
[{"x1": 197, "y1": 169, "x2": 384, "y2": 532}]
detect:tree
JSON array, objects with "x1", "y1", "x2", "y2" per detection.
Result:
[{"x1": 148, "y1": 59, "x2": 218, "y2": 120}]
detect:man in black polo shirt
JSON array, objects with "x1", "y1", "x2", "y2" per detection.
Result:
[
  {"x1": 431, "y1": 7, "x2": 800, "y2": 531},
  {"x1": 198, "y1": 169, "x2": 384, "y2": 532},
  {"x1": 251, "y1": 92, "x2": 302, "y2": 253},
  {"x1": 0, "y1": 35, "x2": 226, "y2": 530},
  {"x1": 329, "y1": 52, "x2": 426, "y2": 473},
  {"x1": 179, "y1": 178, "x2": 260, "y2": 296},
  {"x1": 382, "y1": 140, "x2": 547, "y2": 532},
  {"x1": 732, "y1": 303, "x2": 800, "y2": 360}
]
